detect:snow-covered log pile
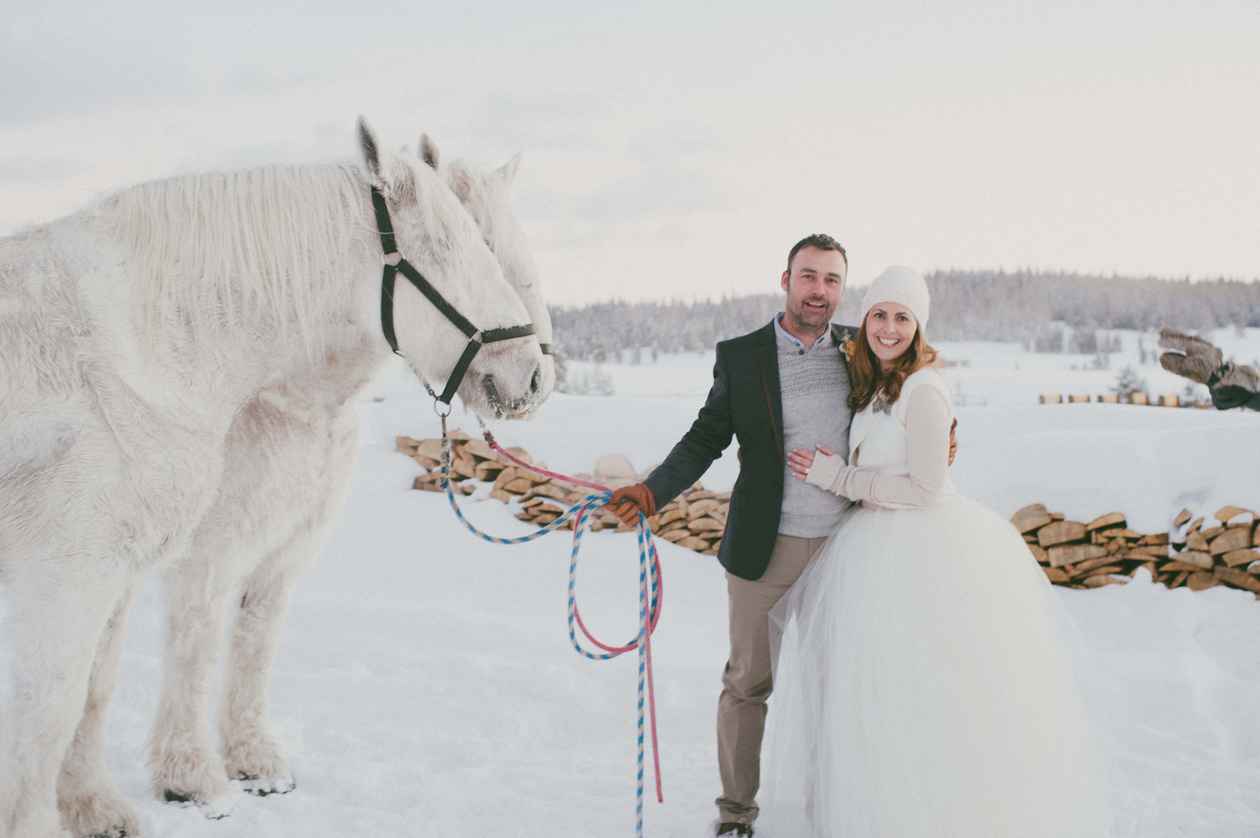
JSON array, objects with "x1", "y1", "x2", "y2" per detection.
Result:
[
  {"x1": 397, "y1": 433, "x2": 729, "y2": 555},
  {"x1": 1014, "y1": 503, "x2": 1260, "y2": 595},
  {"x1": 398, "y1": 433, "x2": 1259, "y2": 597},
  {"x1": 1038, "y1": 392, "x2": 1211, "y2": 407}
]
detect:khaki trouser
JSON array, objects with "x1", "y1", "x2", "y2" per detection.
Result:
[{"x1": 716, "y1": 533, "x2": 829, "y2": 825}]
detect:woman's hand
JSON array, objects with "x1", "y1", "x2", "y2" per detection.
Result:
[{"x1": 788, "y1": 446, "x2": 833, "y2": 481}]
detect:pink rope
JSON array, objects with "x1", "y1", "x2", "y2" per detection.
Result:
[{"x1": 486, "y1": 432, "x2": 665, "y2": 803}]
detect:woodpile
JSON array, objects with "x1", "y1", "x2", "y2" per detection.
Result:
[
  {"x1": 1038, "y1": 392, "x2": 1209, "y2": 408},
  {"x1": 396, "y1": 432, "x2": 731, "y2": 553},
  {"x1": 398, "y1": 431, "x2": 1259, "y2": 599},
  {"x1": 1012, "y1": 503, "x2": 1260, "y2": 597}
]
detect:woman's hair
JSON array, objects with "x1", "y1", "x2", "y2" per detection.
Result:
[{"x1": 846, "y1": 317, "x2": 938, "y2": 413}]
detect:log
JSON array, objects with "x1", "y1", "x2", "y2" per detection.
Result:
[
  {"x1": 1171, "y1": 550, "x2": 1213, "y2": 570},
  {"x1": 412, "y1": 474, "x2": 443, "y2": 492},
  {"x1": 685, "y1": 490, "x2": 720, "y2": 502},
  {"x1": 521, "y1": 483, "x2": 570, "y2": 503},
  {"x1": 1173, "y1": 509, "x2": 1192, "y2": 528},
  {"x1": 1127, "y1": 545, "x2": 1170, "y2": 560},
  {"x1": 1186, "y1": 572, "x2": 1218, "y2": 592},
  {"x1": 1027, "y1": 544, "x2": 1049, "y2": 564},
  {"x1": 657, "y1": 507, "x2": 687, "y2": 527},
  {"x1": 492, "y1": 467, "x2": 519, "y2": 491},
  {"x1": 1137, "y1": 532, "x2": 1170, "y2": 546},
  {"x1": 1210, "y1": 526, "x2": 1252, "y2": 556},
  {"x1": 689, "y1": 517, "x2": 725, "y2": 533},
  {"x1": 1069, "y1": 557, "x2": 1124, "y2": 578},
  {"x1": 1039, "y1": 521, "x2": 1087, "y2": 548},
  {"x1": 502, "y1": 477, "x2": 534, "y2": 495},
  {"x1": 1043, "y1": 567, "x2": 1069, "y2": 583},
  {"x1": 661, "y1": 529, "x2": 692, "y2": 544},
  {"x1": 1185, "y1": 532, "x2": 1210, "y2": 552},
  {"x1": 395, "y1": 435, "x2": 420, "y2": 452},
  {"x1": 1047, "y1": 543, "x2": 1107, "y2": 568},
  {"x1": 1214, "y1": 566, "x2": 1260, "y2": 594},
  {"x1": 1086, "y1": 512, "x2": 1126, "y2": 532},
  {"x1": 1012, "y1": 504, "x2": 1053, "y2": 533},
  {"x1": 687, "y1": 499, "x2": 723, "y2": 519},
  {"x1": 1161, "y1": 560, "x2": 1213, "y2": 573},
  {"x1": 1201, "y1": 525, "x2": 1226, "y2": 541},
  {"x1": 415, "y1": 438, "x2": 445, "y2": 461},
  {"x1": 462, "y1": 438, "x2": 497, "y2": 461},
  {"x1": 490, "y1": 488, "x2": 514, "y2": 504},
  {"x1": 1166, "y1": 571, "x2": 1189, "y2": 589},
  {"x1": 1221, "y1": 548, "x2": 1260, "y2": 569},
  {"x1": 1214, "y1": 505, "x2": 1253, "y2": 525},
  {"x1": 680, "y1": 536, "x2": 711, "y2": 551},
  {"x1": 1083, "y1": 575, "x2": 1128, "y2": 588},
  {"x1": 475, "y1": 460, "x2": 507, "y2": 481}
]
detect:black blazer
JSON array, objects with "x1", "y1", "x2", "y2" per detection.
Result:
[{"x1": 644, "y1": 321, "x2": 855, "y2": 581}]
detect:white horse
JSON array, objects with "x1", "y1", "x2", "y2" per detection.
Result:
[
  {"x1": 145, "y1": 136, "x2": 556, "y2": 815},
  {"x1": 0, "y1": 120, "x2": 547, "y2": 838}
]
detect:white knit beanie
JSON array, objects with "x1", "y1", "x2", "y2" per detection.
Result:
[{"x1": 860, "y1": 266, "x2": 930, "y2": 330}]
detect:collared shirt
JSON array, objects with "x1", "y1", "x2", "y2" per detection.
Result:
[{"x1": 773, "y1": 313, "x2": 834, "y2": 355}]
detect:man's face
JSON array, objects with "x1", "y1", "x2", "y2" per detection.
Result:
[{"x1": 781, "y1": 246, "x2": 846, "y2": 333}]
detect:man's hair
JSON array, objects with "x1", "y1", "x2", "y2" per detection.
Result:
[{"x1": 786, "y1": 233, "x2": 848, "y2": 273}]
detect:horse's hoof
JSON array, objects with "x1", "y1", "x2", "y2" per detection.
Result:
[
  {"x1": 59, "y1": 787, "x2": 141, "y2": 838},
  {"x1": 161, "y1": 789, "x2": 236, "y2": 820},
  {"x1": 234, "y1": 772, "x2": 297, "y2": 797}
]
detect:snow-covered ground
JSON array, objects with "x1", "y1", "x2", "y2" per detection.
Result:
[{"x1": 3, "y1": 327, "x2": 1260, "y2": 837}]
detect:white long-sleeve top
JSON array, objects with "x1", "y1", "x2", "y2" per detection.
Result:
[{"x1": 805, "y1": 368, "x2": 955, "y2": 509}]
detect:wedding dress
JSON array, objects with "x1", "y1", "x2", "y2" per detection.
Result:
[{"x1": 760, "y1": 368, "x2": 1109, "y2": 837}]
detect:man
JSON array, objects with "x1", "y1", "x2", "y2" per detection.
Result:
[
  {"x1": 607, "y1": 235, "x2": 955, "y2": 837},
  {"x1": 1159, "y1": 327, "x2": 1260, "y2": 411}
]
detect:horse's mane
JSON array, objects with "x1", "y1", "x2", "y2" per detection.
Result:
[{"x1": 100, "y1": 162, "x2": 375, "y2": 356}]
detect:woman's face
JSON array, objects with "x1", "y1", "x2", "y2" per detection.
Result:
[{"x1": 864, "y1": 301, "x2": 918, "y2": 366}]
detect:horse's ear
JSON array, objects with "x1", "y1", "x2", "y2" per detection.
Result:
[
  {"x1": 357, "y1": 117, "x2": 384, "y2": 185},
  {"x1": 419, "y1": 133, "x2": 440, "y2": 170},
  {"x1": 449, "y1": 163, "x2": 474, "y2": 202},
  {"x1": 496, "y1": 153, "x2": 522, "y2": 185}
]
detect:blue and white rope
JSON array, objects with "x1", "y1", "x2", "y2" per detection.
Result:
[{"x1": 436, "y1": 422, "x2": 663, "y2": 837}]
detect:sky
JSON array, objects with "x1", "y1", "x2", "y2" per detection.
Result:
[{"x1": 3, "y1": 1, "x2": 1258, "y2": 304}]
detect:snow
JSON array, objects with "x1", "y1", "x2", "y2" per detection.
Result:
[{"x1": 3, "y1": 327, "x2": 1260, "y2": 837}]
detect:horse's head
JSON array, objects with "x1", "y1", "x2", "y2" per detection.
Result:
[
  {"x1": 418, "y1": 134, "x2": 557, "y2": 403},
  {"x1": 357, "y1": 119, "x2": 545, "y2": 418}
]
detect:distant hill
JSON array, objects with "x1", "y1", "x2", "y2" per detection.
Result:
[{"x1": 549, "y1": 270, "x2": 1260, "y2": 361}]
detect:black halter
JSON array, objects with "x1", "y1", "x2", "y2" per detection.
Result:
[{"x1": 370, "y1": 186, "x2": 541, "y2": 407}]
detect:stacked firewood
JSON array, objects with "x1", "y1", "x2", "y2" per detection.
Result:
[
  {"x1": 1012, "y1": 503, "x2": 1260, "y2": 596},
  {"x1": 399, "y1": 433, "x2": 1259, "y2": 598},
  {"x1": 396, "y1": 433, "x2": 730, "y2": 552},
  {"x1": 1038, "y1": 393, "x2": 1210, "y2": 408}
]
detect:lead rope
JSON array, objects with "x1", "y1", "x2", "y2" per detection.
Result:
[{"x1": 434, "y1": 410, "x2": 665, "y2": 837}]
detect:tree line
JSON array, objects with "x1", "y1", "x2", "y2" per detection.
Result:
[{"x1": 549, "y1": 269, "x2": 1260, "y2": 361}]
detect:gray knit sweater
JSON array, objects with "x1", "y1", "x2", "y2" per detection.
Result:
[{"x1": 773, "y1": 316, "x2": 855, "y2": 537}]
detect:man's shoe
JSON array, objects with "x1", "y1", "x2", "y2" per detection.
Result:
[{"x1": 716, "y1": 822, "x2": 753, "y2": 837}]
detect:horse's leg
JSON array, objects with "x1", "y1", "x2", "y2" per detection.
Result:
[
  {"x1": 147, "y1": 557, "x2": 239, "y2": 816},
  {"x1": 219, "y1": 549, "x2": 305, "y2": 796},
  {"x1": 221, "y1": 404, "x2": 359, "y2": 796},
  {"x1": 56, "y1": 585, "x2": 140, "y2": 838},
  {"x1": 3, "y1": 563, "x2": 131, "y2": 838}
]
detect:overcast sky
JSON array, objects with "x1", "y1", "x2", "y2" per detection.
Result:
[{"x1": 3, "y1": 1, "x2": 1257, "y2": 303}]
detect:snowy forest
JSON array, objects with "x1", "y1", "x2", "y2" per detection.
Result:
[{"x1": 549, "y1": 270, "x2": 1260, "y2": 362}]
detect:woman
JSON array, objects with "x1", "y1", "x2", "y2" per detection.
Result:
[{"x1": 759, "y1": 266, "x2": 1109, "y2": 837}]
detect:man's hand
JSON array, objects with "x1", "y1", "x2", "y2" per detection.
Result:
[
  {"x1": 948, "y1": 418, "x2": 958, "y2": 466},
  {"x1": 606, "y1": 483, "x2": 657, "y2": 527},
  {"x1": 1158, "y1": 328, "x2": 1224, "y2": 384}
]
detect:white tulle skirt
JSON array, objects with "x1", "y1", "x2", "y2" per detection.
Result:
[{"x1": 760, "y1": 494, "x2": 1110, "y2": 838}]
